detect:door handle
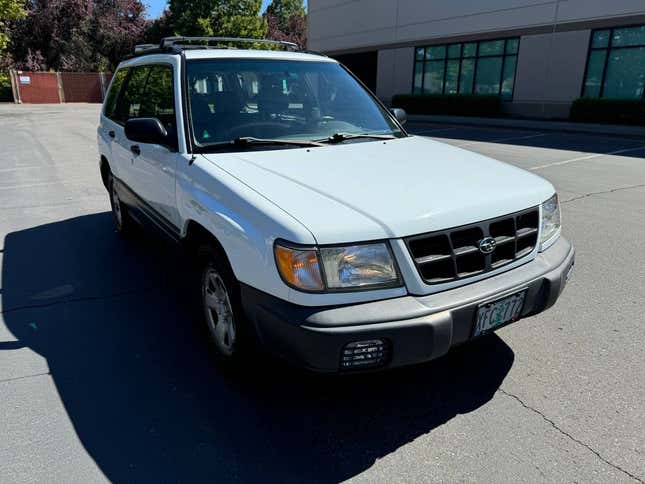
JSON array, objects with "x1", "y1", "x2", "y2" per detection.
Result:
[
  {"x1": 108, "y1": 130, "x2": 115, "y2": 138},
  {"x1": 130, "y1": 145, "x2": 141, "y2": 156}
]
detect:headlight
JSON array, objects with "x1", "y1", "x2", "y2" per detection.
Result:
[
  {"x1": 319, "y1": 243, "x2": 399, "y2": 289},
  {"x1": 274, "y1": 241, "x2": 400, "y2": 292},
  {"x1": 540, "y1": 193, "x2": 561, "y2": 250}
]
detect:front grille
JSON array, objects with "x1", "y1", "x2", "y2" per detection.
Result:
[{"x1": 405, "y1": 207, "x2": 539, "y2": 285}]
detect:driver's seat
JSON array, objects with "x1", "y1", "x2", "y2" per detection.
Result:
[
  {"x1": 192, "y1": 91, "x2": 243, "y2": 142},
  {"x1": 258, "y1": 76, "x2": 289, "y2": 121}
]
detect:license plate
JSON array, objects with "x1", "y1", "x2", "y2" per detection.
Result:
[{"x1": 473, "y1": 291, "x2": 526, "y2": 337}]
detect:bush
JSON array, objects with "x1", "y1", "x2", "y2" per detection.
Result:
[
  {"x1": 570, "y1": 98, "x2": 645, "y2": 125},
  {"x1": 391, "y1": 93, "x2": 502, "y2": 117},
  {"x1": 0, "y1": 73, "x2": 14, "y2": 102}
]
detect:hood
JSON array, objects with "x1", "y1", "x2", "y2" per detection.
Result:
[{"x1": 201, "y1": 136, "x2": 554, "y2": 244}]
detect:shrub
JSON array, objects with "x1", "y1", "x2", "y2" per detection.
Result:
[
  {"x1": 391, "y1": 93, "x2": 502, "y2": 117},
  {"x1": 570, "y1": 98, "x2": 645, "y2": 125},
  {"x1": 0, "y1": 73, "x2": 13, "y2": 102}
]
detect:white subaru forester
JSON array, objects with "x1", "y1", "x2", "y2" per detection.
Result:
[{"x1": 97, "y1": 37, "x2": 574, "y2": 372}]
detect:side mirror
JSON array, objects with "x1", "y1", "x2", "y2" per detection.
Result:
[
  {"x1": 391, "y1": 108, "x2": 407, "y2": 125},
  {"x1": 124, "y1": 118, "x2": 174, "y2": 149}
]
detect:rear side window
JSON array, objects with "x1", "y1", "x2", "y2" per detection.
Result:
[
  {"x1": 116, "y1": 66, "x2": 150, "y2": 123},
  {"x1": 140, "y1": 64, "x2": 178, "y2": 147},
  {"x1": 104, "y1": 68, "x2": 128, "y2": 120},
  {"x1": 112, "y1": 63, "x2": 178, "y2": 146},
  {"x1": 139, "y1": 65, "x2": 175, "y2": 127}
]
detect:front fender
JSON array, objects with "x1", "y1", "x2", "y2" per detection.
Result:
[{"x1": 176, "y1": 155, "x2": 316, "y2": 302}]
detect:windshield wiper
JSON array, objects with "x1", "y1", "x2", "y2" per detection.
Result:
[
  {"x1": 233, "y1": 136, "x2": 327, "y2": 147},
  {"x1": 317, "y1": 132, "x2": 398, "y2": 144},
  {"x1": 197, "y1": 136, "x2": 325, "y2": 152}
]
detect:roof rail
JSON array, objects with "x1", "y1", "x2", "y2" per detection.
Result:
[{"x1": 159, "y1": 36, "x2": 300, "y2": 52}]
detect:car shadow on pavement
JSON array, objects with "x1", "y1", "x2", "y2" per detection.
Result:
[
  {"x1": 1, "y1": 212, "x2": 515, "y2": 483},
  {"x1": 409, "y1": 123, "x2": 645, "y2": 158}
]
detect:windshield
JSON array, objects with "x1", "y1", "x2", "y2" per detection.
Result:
[{"x1": 186, "y1": 59, "x2": 404, "y2": 149}]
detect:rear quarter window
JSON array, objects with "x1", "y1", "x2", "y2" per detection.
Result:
[
  {"x1": 116, "y1": 66, "x2": 150, "y2": 123},
  {"x1": 104, "y1": 68, "x2": 128, "y2": 121}
]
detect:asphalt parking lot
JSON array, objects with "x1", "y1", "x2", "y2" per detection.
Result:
[{"x1": 0, "y1": 103, "x2": 643, "y2": 483}]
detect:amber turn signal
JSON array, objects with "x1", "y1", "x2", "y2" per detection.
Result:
[{"x1": 274, "y1": 243, "x2": 324, "y2": 291}]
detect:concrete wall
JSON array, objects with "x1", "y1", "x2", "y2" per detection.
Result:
[
  {"x1": 509, "y1": 30, "x2": 591, "y2": 118},
  {"x1": 310, "y1": 0, "x2": 645, "y2": 118},
  {"x1": 309, "y1": 0, "x2": 645, "y2": 53},
  {"x1": 375, "y1": 47, "x2": 414, "y2": 104}
]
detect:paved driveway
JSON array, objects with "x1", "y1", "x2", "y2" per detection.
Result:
[{"x1": 0, "y1": 104, "x2": 643, "y2": 483}]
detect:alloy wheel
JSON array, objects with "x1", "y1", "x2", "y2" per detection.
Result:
[{"x1": 202, "y1": 267, "x2": 236, "y2": 356}]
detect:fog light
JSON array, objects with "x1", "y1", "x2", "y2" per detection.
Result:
[{"x1": 341, "y1": 339, "x2": 389, "y2": 370}]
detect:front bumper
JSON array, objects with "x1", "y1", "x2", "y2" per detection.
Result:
[{"x1": 241, "y1": 236, "x2": 575, "y2": 373}]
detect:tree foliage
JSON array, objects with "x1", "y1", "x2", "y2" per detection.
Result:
[
  {"x1": 88, "y1": 0, "x2": 148, "y2": 70},
  {"x1": 4, "y1": 0, "x2": 306, "y2": 71},
  {"x1": 144, "y1": 9, "x2": 173, "y2": 44},
  {"x1": 265, "y1": 0, "x2": 306, "y2": 48},
  {"x1": 211, "y1": 0, "x2": 266, "y2": 38},
  {"x1": 0, "y1": 0, "x2": 25, "y2": 54},
  {"x1": 167, "y1": 0, "x2": 211, "y2": 36},
  {"x1": 168, "y1": 0, "x2": 266, "y2": 39},
  {"x1": 8, "y1": 0, "x2": 146, "y2": 71},
  {"x1": 265, "y1": 0, "x2": 303, "y2": 32}
]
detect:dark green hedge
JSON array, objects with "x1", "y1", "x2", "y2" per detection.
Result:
[
  {"x1": 0, "y1": 74, "x2": 13, "y2": 102},
  {"x1": 391, "y1": 94, "x2": 502, "y2": 117},
  {"x1": 570, "y1": 98, "x2": 645, "y2": 125}
]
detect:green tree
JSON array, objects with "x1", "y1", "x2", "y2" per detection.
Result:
[
  {"x1": 8, "y1": 0, "x2": 147, "y2": 72},
  {"x1": 211, "y1": 0, "x2": 265, "y2": 38},
  {"x1": 1, "y1": 0, "x2": 25, "y2": 101},
  {"x1": 168, "y1": 0, "x2": 213, "y2": 36},
  {"x1": 265, "y1": 0, "x2": 304, "y2": 32},
  {"x1": 169, "y1": 0, "x2": 266, "y2": 39},
  {"x1": 265, "y1": 0, "x2": 305, "y2": 47},
  {"x1": 0, "y1": 0, "x2": 25, "y2": 54},
  {"x1": 144, "y1": 9, "x2": 173, "y2": 43}
]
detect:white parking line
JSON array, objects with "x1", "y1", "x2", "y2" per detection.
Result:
[
  {"x1": 530, "y1": 145, "x2": 645, "y2": 170},
  {"x1": 0, "y1": 178, "x2": 95, "y2": 190},
  {"x1": 0, "y1": 165, "x2": 42, "y2": 173}
]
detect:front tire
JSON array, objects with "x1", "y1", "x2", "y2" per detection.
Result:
[
  {"x1": 198, "y1": 247, "x2": 248, "y2": 363},
  {"x1": 108, "y1": 174, "x2": 134, "y2": 236}
]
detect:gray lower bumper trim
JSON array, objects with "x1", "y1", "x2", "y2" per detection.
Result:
[{"x1": 241, "y1": 236, "x2": 574, "y2": 372}]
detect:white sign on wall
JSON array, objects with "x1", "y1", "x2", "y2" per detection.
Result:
[{"x1": 19, "y1": 76, "x2": 31, "y2": 85}]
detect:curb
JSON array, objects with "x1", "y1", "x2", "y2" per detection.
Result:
[{"x1": 407, "y1": 114, "x2": 645, "y2": 138}]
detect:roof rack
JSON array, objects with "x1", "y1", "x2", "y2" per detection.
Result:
[
  {"x1": 134, "y1": 44, "x2": 159, "y2": 54},
  {"x1": 127, "y1": 36, "x2": 309, "y2": 60},
  {"x1": 159, "y1": 36, "x2": 300, "y2": 52}
]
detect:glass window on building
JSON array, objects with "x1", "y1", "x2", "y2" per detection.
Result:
[
  {"x1": 583, "y1": 26, "x2": 645, "y2": 99},
  {"x1": 412, "y1": 37, "x2": 519, "y2": 100}
]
